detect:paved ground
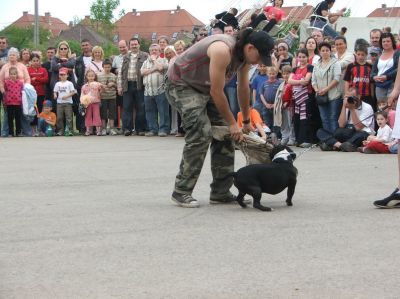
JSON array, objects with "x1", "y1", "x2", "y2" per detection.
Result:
[{"x1": 0, "y1": 136, "x2": 399, "y2": 299}]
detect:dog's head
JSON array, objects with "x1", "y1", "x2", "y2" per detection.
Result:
[{"x1": 269, "y1": 145, "x2": 296, "y2": 163}]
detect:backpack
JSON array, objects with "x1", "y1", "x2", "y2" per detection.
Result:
[{"x1": 22, "y1": 83, "x2": 37, "y2": 121}]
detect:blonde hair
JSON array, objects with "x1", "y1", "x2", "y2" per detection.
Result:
[
  {"x1": 55, "y1": 41, "x2": 72, "y2": 58},
  {"x1": 164, "y1": 45, "x2": 176, "y2": 55},
  {"x1": 174, "y1": 40, "x2": 186, "y2": 50},
  {"x1": 267, "y1": 66, "x2": 278, "y2": 74},
  {"x1": 92, "y1": 46, "x2": 104, "y2": 60}
]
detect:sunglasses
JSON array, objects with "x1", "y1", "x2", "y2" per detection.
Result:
[{"x1": 59, "y1": 47, "x2": 68, "y2": 50}]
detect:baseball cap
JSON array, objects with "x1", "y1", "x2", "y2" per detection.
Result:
[
  {"x1": 43, "y1": 100, "x2": 52, "y2": 108},
  {"x1": 369, "y1": 46, "x2": 382, "y2": 56},
  {"x1": 59, "y1": 67, "x2": 69, "y2": 75},
  {"x1": 248, "y1": 31, "x2": 274, "y2": 66}
]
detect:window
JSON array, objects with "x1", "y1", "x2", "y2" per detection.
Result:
[
  {"x1": 172, "y1": 32, "x2": 178, "y2": 40},
  {"x1": 151, "y1": 32, "x2": 157, "y2": 41}
]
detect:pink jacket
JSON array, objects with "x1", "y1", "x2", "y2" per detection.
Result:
[
  {"x1": 0, "y1": 62, "x2": 30, "y2": 92},
  {"x1": 4, "y1": 79, "x2": 23, "y2": 106}
]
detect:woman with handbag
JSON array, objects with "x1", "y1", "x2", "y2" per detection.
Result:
[
  {"x1": 371, "y1": 32, "x2": 400, "y2": 102},
  {"x1": 311, "y1": 42, "x2": 342, "y2": 133}
]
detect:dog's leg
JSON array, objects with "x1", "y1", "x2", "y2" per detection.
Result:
[
  {"x1": 251, "y1": 188, "x2": 272, "y2": 212},
  {"x1": 236, "y1": 191, "x2": 247, "y2": 208},
  {"x1": 286, "y1": 181, "x2": 296, "y2": 206}
]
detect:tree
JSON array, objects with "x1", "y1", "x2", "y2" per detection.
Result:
[
  {"x1": 0, "y1": 25, "x2": 51, "y2": 50},
  {"x1": 90, "y1": 0, "x2": 120, "y2": 35}
]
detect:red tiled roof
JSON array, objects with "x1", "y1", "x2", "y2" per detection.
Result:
[
  {"x1": 367, "y1": 7, "x2": 400, "y2": 17},
  {"x1": 11, "y1": 12, "x2": 69, "y2": 37},
  {"x1": 114, "y1": 9, "x2": 205, "y2": 41}
]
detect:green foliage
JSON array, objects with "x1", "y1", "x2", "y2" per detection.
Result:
[
  {"x1": 90, "y1": 0, "x2": 120, "y2": 25},
  {"x1": 101, "y1": 41, "x2": 118, "y2": 58},
  {"x1": 0, "y1": 25, "x2": 51, "y2": 50},
  {"x1": 343, "y1": 9, "x2": 352, "y2": 18}
]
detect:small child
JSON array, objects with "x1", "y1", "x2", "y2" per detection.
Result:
[
  {"x1": 358, "y1": 111, "x2": 393, "y2": 154},
  {"x1": 97, "y1": 60, "x2": 117, "y2": 135},
  {"x1": 258, "y1": 66, "x2": 282, "y2": 131},
  {"x1": 53, "y1": 67, "x2": 76, "y2": 136},
  {"x1": 37, "y1": 100, "x2": 56, "y2": 136},
  {"x1": 377, "y1": 100, "x2": 397, "y2": 128},
  {"x1": 2, "y1": 67, "x2": 23, "y2": 136},
  {"x1": 251, "y1": 63, "x2": 268, "y2": 106},
  {"x1": 274, "y1": 65, "x2": 295, "y2": 145},
  {"x1": 81, "y1": 69, "x2": 103, "y2": 136},
  {"x1": 237, "y1": 105, "x2": 267, "y2": 141}
]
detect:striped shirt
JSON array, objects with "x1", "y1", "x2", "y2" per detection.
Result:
[
  {"x1": 98, "y1": 72, "x2": 117, "y2": 100},
  {"x1": 344, "y1": 62, "x2": 372, "y2": 97},
  {"x1": 141, "y1": 56, "x2": 168, "y2": 96},
  {"x1": 127, "y1": 53, "x2": 138, "y2": 82}
]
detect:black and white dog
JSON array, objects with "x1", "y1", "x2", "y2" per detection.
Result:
[{"x1": 232, "y1": 145, "x2": 298, "y2": 211}]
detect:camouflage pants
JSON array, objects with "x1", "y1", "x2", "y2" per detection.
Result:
[{"x1": 165, "y1": 82, "x2": 234, "y2": 198}]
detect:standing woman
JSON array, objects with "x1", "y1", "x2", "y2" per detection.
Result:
[
  {"x1": 20, "y1": 48, "x2": 32, "y2": 67},
  {"x1": 0, "y1": 47, "x2": 31, "y2": 136},
  {"x1": 166, "y1": 29, "x2": 274, "y2": 207},
  {"x1": 86, "y1": 46, "x2": 104, "y2": 75},
  {"x1": 371, "y1": 32, "x2": 400, "y2": 102},
  {"x1": 305, "y1": 37, "x2": 320, "y2": 66},
  {"x1": 158, "y1": 36, "x2": 169, "y2": 58},
  {"x1": 288, "y1": 48, "x2": 314, "y2": 147},
  {"x1": 312, "y1": 42, "x2": 342, "y2": 134},
  {"x1": 250, "y1": 0, "x2": 286, "y2": 33},
  {"x1": 334, "y1": 36, "x2": 354, "y2": 96},
  {"x1": 28, "y1": 53, "x2": 48, "y2": 135},
  {"x1": 50, "y1": 41, "x2": 76, "y2": 92}
]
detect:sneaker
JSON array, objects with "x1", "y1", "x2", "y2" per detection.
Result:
[
  {"x1": 124, "y1": 130, "x2": 132, "y2": 136},
  {"x1": 373, "y1": 188, "x2": 400, "y2": 208},
  {"x1": 171, "y1": 191, "x2": 199, "y2": 208},
  {"x1": 340, "y1": 142, "x2": 357, "y2": 152},
  {"x1": 287, "y1": 140, "x2": 296, "y2": 146},
  {"x1": 357, "y1": 147, "x2": 364, "y2": 153},
  {"x1": 320, "y1": 142, "x2": 333, "y2": 151},
  {"x1": 56, "y1": 132, "x2": 63, "y2": 136},
  {"x1": 210, "y1": 193, "x2": 251, "y2": 205},
  {"x1": 145, "y1": 132, "x2": 155, "y2": 137},
  {"x1": 138, "y1": 131, "x2": 145, "y2": 136},
  {"x1": 364, "y1": 148, "x2": 378, "y2": 154},
  {"x1": 68, "y1": 131, "x2": 73, "y2": 136},
  {"x1": 101, "y1": 129, "x2": 107, "y2": 136},
  {"x1": 110, "y1": 128, "x2": 118, "y2": 136},
  {"x1": 158, "y1": 132, "x2": 167, "y2": 137},
  {"x1": 299, "y1": 143, "x2": 312, "y2": 148}
]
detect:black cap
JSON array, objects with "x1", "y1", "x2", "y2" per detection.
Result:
[{"x1": 248, "y1": 31, "x2": 275, "y2": 66}]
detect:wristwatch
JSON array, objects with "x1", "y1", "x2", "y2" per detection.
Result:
[{"x1": 243, "y1": 119, "x2": 250, "y2": 125}]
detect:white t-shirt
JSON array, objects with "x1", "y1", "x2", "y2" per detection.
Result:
[
  {"x1": 377, "y1": 124, "x2": 393, "y2": 143},
  {"x1": 83, "y1": 56, "x2": 92, "y2": 69},
  {"x1": 54, "y1": 80, "x2": 75, "y2": 104},
  {"x1": 377, "y1": 57, "x2": 394, "y2": 76},
  {"x1": 346, "y1": 102, "x2": 374, "y2": 134}
]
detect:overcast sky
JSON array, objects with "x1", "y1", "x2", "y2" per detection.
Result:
[{"x1": 1, "y1": 0, "x2": 399, "y2": 29}]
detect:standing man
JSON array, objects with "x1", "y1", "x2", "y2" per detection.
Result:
[
  {"x1": 118, "y1": 38, "x2": 148, "y2": 136},
  {"x1": 166, "y1": 29, "x2": 274, "y2": 208},
  {"x1": 113, "y1": 40, "x2": 128, "y2": 130},
  {"x1": 75, "y1": 39, "x2": 92, "y2": 133},
  {"x1": 368, "y1": 29, "x2": 382, "y2": 62},
  {"x1": 42, "y1": 47, "x2": 56, "y2": 107}
]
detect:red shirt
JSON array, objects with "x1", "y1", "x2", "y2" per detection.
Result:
[
  {"x1": 4, "y1": 79, "x2": 23, "y2": 106},
  {"x1": 263, "y1": 6, "x2": 285, "y2": 22},
  {"x1": 28, "y1": 66, "x2": 48, "y2": 96},
  {"x1": 282, "y1": 83, "x2": 293, "y2": 106},
  {"x1": 343, "y1": 62, "x2": 372, "y2": 97}
]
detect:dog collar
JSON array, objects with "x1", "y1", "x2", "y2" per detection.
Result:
[{"x1": 272, "y1": 149, "x2": 291, "y2": 162}]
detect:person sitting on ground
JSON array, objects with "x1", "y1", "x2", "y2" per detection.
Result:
[
  {"x1": 317, "y1": 88, "x2": 374, "y2": 152},
  {"x1": 212, "y1": 7, "x2": 239, "y2": 32},
  {"x1": 358, "y1": 111, "x2": 393, "y2": 154},
  {"x1": 237, "y1": 105, "x2": 267, "y2": 141},
  {"x1": 250, "y1": 0, "x2": 286, "y2": 33},
  {"x1": 310, "y1": 0, "x2": 346, "y2": 39},
  {"x1": 37, "y1": 100, "x2": 56, "y2": 136}
]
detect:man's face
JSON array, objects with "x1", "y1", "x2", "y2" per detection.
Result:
[
  {"x1": 224, "y1": 26, "x2": 234, "y2": 36},
  {"x1": 46, "y1": 49, "x2": 55, "y2": 60},
  {"x1": 370, "y1": 31, "x2": 381, "y2": 47},
  {"x1": 81, "y1": 42, "x2": 92, "y2": 54},
  {"x1": 312, "y1": 31, "x2": 323, "y2": 44},
  {"x1": 130, "y1": 40, "x2": 140, "y2": 53},
  {"x1": 0, "y1": 39, "x2": 7, "y2": 51},
  {"x1": 118, "y1": 41, "x2": 128, "y2": 55}
]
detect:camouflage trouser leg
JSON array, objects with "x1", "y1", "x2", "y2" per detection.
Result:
[{"x1": 165, "y1": 83, "x2": 234, "y2": 196}]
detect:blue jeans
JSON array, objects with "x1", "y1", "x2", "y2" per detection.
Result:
[
  {"x1": 312, "y1": 20, "x2": 339, "y2": 39},
  {"x1": 318, "y1": 98, "x2": 342, "y2": 133},
  {"x1": 38, "y1": 118, "x2": 49, "y2": 133},
  {"x1": 21, "y1": 115, "x2": 32, "y2": 136},
  {"x1": 1, "y1": 109, "x2": 8, "y2": 137},
  {"x1": 317, "y1": 127, "x2": 369, "y2": 147},
  {"x1": 122, "y1": 81, "x2": 146, "y2": 132},
  {"x1": 224, "y1": 86, "x2": 239, "y2": 120},
  {"x1": 144, "y1": 93, "x2": 170, "y2": 134}
]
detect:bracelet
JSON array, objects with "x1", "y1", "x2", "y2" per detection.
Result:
[{"x1": 243, "y1": 119, "x2": 250, "y2": 125}]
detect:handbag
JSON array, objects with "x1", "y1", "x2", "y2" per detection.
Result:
[
  {"x1": 316, "y1": 94, "x2": 329, "y2": 105},
  {"x1": 375, "y1": 64, "x2": 396, "y2": 89}
]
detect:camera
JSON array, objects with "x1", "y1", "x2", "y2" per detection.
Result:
[{"x1": 347, "y1": 96, "x2": 357, "y2": 104}]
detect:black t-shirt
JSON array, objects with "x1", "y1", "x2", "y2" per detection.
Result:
[{"x1": 310, "y1": 1, "x2": 329, "y2": 23}]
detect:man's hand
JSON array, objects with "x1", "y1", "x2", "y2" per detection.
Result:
[{"x1": 229, "y1": 123, "x2": 244, "y2": 142}]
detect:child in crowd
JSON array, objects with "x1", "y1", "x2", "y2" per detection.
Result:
[
  {"x1": 274, "y1": 65, "x2": 295, "y2": 145},
  {"x1": 97, "y1": 60, "x2": 117, "y2": 135},
  {"x1": 37, "y1": 100, "x2": 56, "y2": 136},
  {"x1": 53, "y1": 67, "x2": 76, "y2": 136},
  {"x1": 258, "y1": 66, "x2": 282, "y2": 130},
  {"x1": 2, "y1": 67, "x2": 23, "y2": 136},
  {"x1": 28, "y1": 53, "x2": 49, "y2": 136},
  {"x1": 81, "y1": 69, "x2": 103, "y2": 136},
  {"x1": 344, "y1": 46, "x2": 373, "y2": 108},
  {"x1": 378, "y1": 99, "x2": 397, "y2": 128},
  {"x1": 275, "y1": 42, "x2": 294, "y2": 76},
  {"x1": 358, "y1": 111, "x2": 393, "y2": 154},
  {"x1": 251, "y1": 63, "x2": 268, "y2": 105},
  {"x1": 237, "y1": 104, "x2": 267, "y2": 141}
]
